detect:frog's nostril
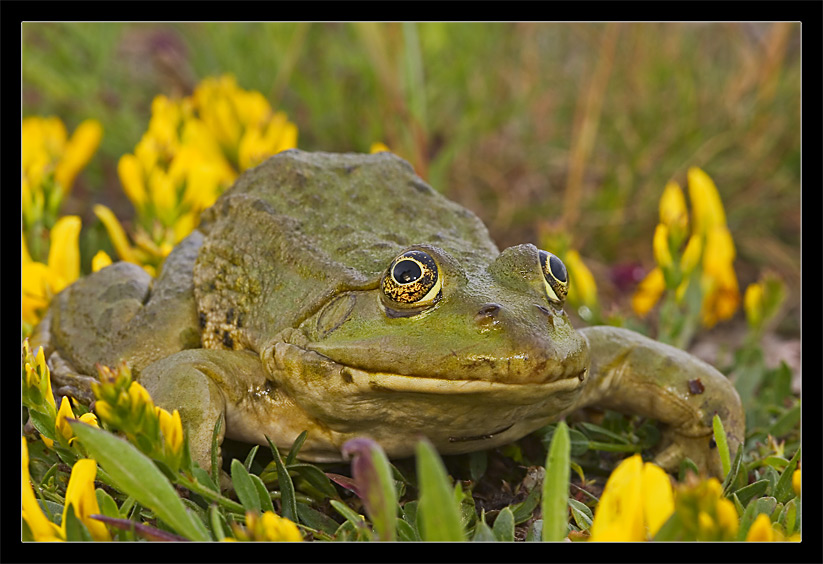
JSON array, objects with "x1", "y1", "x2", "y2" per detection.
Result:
[
  {"x1": 535, "y1": 305, "x2": 550, "y2": 316},
  {"x1": 475, "y1": 303, "x2": 502, "y2": 327},
  {"x1": 477, "y1": 303, "x2": 501, "y2": 316}
]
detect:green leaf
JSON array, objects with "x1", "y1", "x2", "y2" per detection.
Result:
[
  {"x1": 209, "y1": 504, "x2": 227, "y2": 540},
  {"x1": 330, "y1": 499, "x2": 367, "y2": 528},
  {"x1": 285, "y1": 430, "x2": 308, "y2": 466},
  {"x1": 734, "y1": 479, "x2": 769, "y2": 507},
  {"x1": 28, "y1": 410, "x2": 58, "y2": 442},
  {"x1": 250, "y1": 473, "x2": 275, "y2": 514},
  {"x1": 265, "y1": 436, "x2": 297, "y2": 523},
  {"x1": 779, "y1": 498, "x2": 797, "y2": 535},
  {"x1": 542, "y1": 420, "x2": 570, "y2": 541},
  {"x1": 773, "y1": 447, "x2": 801, "y2": 503},
  {"x1": 678, "y1": 457, "x2": 700, "y2": 482},
  {"x1": 396, "y1": 517, "x2": 420, "y2": 541},
  {"x1": 210, "y1": 414, "x2": 223, "y2": 485},
  {"x1": 415, "y1": 439, "x2": 465, "y2": 541},
  {"x1": 768, "y1": 402, "x2": 800, "y2": 438},
  {"x1": 712, "y1": 414, "x2": 731, "y2": 479},
  {"x1": 69, "y1": 420, "x2": 210, "y2": 541},
  {"x1": 738, "y1": 496, "x2": 777, "y2": 540},
  {"x1": 231, "y1": 459, "x2": 261, "y2": 512},
  {"x1": 492, "y1": 506, "x2": 515, "y2": 541},
  {"x1": 95, "y1": 488, "x2": 121, "y2": 519},
  {"x1": 721, "y1": 444, "x2": 745, "y2": 495},
  {"x1": 525, "y1": 519, "x2": 543, "y2": 542},
  {"x1": 471, "y1": 514, "x2": 496, "y2": 541},
  {"x1": 652, "y1": 513, "x2": 684, "y2": 541},
  {"x1": 243, "y1": 445, "x2": 259, "y2": 472},
  {"x1": 289, "y1": 463, "x2": 339, "y2": 499},
  {"x1": 192, "y1": 465, "x2": 219, "y2": 492},
  {"x1": 511, "y1": 480, "x2": 542, "y2": 524},
  {"x1": 296, "y1": 502, "x2": 341, "y2": 536},
  {"x1": 468, "y1": 450, "x2": 488, "y2": 482},
  {"x1": 568, "y1": 498, "x2": 593, "y2": 531},
  {"x1": 63, "y1": 505, "x2": 93, "y2": 541}
]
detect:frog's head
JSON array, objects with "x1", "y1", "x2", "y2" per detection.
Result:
[{"x1": 262, "y1": 240, "x2": 591, "y2": 459}]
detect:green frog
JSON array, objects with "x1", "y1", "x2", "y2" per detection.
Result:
[{"x1": 32, "y1": 150, "x2": 744, "y2": 478}]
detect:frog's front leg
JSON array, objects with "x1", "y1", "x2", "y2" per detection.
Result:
[
  {"x1": 576, "y1": 326, "x2": 744, "y2": 478},
  {"x1": 137, "y1": 347, "x2": 320, "y2": 479}
]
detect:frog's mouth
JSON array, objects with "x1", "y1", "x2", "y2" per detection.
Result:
[{"x1": 271, "y1": 340, "x2": 587, "y2": 398}]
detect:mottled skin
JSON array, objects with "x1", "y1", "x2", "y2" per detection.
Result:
[{"x1": 32, "y1": 150, "x2": 744, "y2": 478}]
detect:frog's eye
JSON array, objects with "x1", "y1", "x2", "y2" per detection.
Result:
[
  {"x1": 539, "y1": 250, "x2": 568, "y2": 305},
  {"x1": 381, "y1": 250, "x2": 442, "y2": 308}
]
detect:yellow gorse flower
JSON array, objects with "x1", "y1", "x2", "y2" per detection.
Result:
[
  {"x1": 671, "y1": 476, "x2": 739, "y2": 541},
  {"x1": 232, "y1": 511, "x2": 303, "y2": 542},
  {"x1": 370, "y1": 141, "x2": 391, "y2": 154},
  {"x1": 102, "y1": 75, "x2": 297, "y2": 277},
  {"x1": 22, "y1": 215, "x2": 82, "y2": 326},
  {"x1": 62, "y1": 458, "x2": 111, "y2": 541},
  {"x1": 54, "y1": 396, "x2": 99, "y2": 446},
  {"x1": 564, "y1": 249, "x2": 599, "y2": 311},
  {"x1": 632, "y1": 168, "x2": 740, "y2": 327},
  {"x1": 22, "y1": 116, "x2": 102, "y2": 229},
  {"x1": 588, "y1": 455, "x2": 674, "y2": 541},
  {"x1": 22, "y1": 437, "x2": 64, "y2": 541},
  {"x1": 92, "y1": 364, "x2": 185, "y2": 470}
]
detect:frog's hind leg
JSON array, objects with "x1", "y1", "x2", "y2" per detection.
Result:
[
  {"x1": 34, "y1": 231, "x2": 203, "y2": 404},
  {"x1": 32, "y1": 261, "x2": 155, "y2": 403}
]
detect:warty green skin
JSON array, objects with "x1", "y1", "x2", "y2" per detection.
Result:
[{"x1": 32, "y1": 150, "x2": 744, "y2": 478}]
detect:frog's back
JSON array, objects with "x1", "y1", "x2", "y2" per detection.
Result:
[
  {"x1": 194, "y1": 150, "x2": 499, "y2": 351},
  {"x1": 200, "y1": 150, "x2": 499, "y2": 276}
]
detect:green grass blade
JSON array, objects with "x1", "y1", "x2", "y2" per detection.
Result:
[
  {"x1": 712, "y1": 414, "x2": 731, "y2": 479},
  {"x1": 265, "y1": 436, "x2": 297, "y2": 523},
  {"x1": 69, "y1": 420, "x2": 210, "y2": 541},
  {"x1": 415, "y1": 439, "x2": 465, "y2": 541},
  {"x1": 542, "y1": 420, "x2": 570, "y2": 541}
]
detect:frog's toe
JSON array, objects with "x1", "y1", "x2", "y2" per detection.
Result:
[{"x1": 653, "y1": 429, "x2": 724, "y2": 478}]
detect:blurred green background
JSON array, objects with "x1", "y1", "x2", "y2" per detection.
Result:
[{"x1": 22, "y1": 22, "x2": 800, "y2": 341}]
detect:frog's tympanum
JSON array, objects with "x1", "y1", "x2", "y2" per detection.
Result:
[{"x1": 32, "y1": 150, "x2": 744, "y2": 478}]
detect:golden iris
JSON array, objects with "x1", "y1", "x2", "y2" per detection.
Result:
[
  {"x1": 381, "y1": 250, "x2": 441, "y2": 307},
  {"x1": 539, "y1": 250, "x2": 568, "y2": 305}
]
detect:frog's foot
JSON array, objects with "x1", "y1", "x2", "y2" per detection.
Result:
[
  {"x1": 653, "y1": 429, "x2": 722, "y2": 477},
  {"x1": 48, "y1": 350, "x2": 98, "y2": 405}
]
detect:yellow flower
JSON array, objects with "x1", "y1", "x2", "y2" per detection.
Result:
[
  {"x1": 156, "y1": 406, "x2": 184, "y2": 456},
  {"x1": 91, "y1": 250, "x2": 113, "y2": 272},
  {"x1": 632, "y1": 267, "x2": 665, "y2": 318},
  {"x1": 792, "y1": 469, "x2": 800, "y2": 497},
  {"x1": 63, "y1": 459, "x2": 111, "y2": 541},
  {"x1": 652, "y1": 223, "x2": 673, "y2": 270},
  {"x1": 564, "y1": 249, "x2": 599, "y2": 310},
  {"x1": 54, "y1": 396, "x2": 99, "y2": 445},
  {"x1": 715, "y1": 497, "x2": 739, "y2": 538},
  {"x1": 22, "y1": 437, "x2": 64, "y2": 541},
  {"x1": 687, "y1": 167, "x2": 727, "y2": 236},
  {"x1": 744, "y1": 282, "x2": 764, "y2": 330},
  {"x1": 659, "y1": 180, "x2": 688, "y2": 247},
  {"x1": 680, "y1": 234, "x2": 703, "y2": 277},
  {"x1": 117, "y1": 153, "x2": 147, "y2": 211},
  {"x1": 54, "y1": 119, "x2": 103, "y2": 193},
  {"x1": 21, "y1": 215, "x2": 82, "y2": 325},
  {"x1": 746, "y1": 513, "x2": 774, "y2": 542},
  {"x1": 92, "y1": 204, "x2": 140, "y2": 266},
  {"x1": 370, "y1": 142, "x2": 391, "y2": 154},
  {"x1": 234, "y1": 511, "x2": 303, "y2": 542},
  {"x1": 589, "y1": 455, "x2": 674, "y2": 541}
]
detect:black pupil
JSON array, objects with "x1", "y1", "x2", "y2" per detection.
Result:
[
  {"x1": 549, "y1": 255, "x2": 567, "y2": 283},
  {"x1": 394, "y1": 260, "x2": 422, "y2": 283}
]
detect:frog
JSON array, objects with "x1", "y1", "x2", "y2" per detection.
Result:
[{"x1": 31, "y1": 149, "x2": 744, "y2": 479}]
